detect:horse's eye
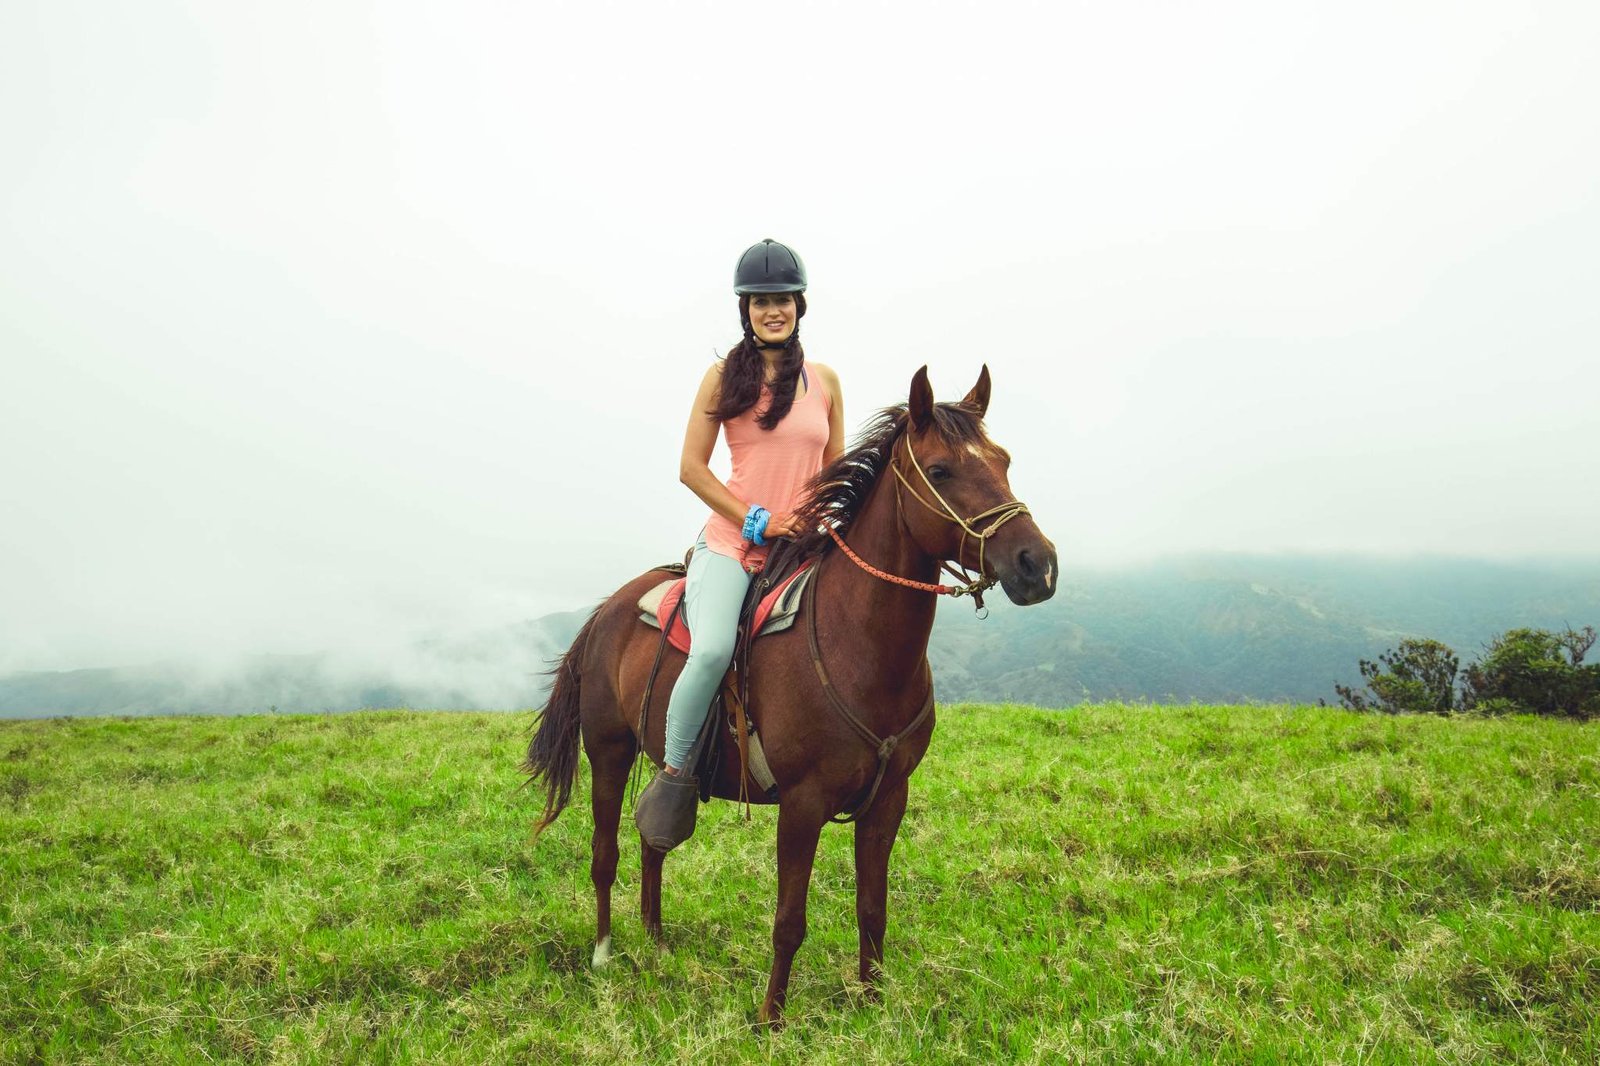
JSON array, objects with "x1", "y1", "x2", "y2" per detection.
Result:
[{"x1": 927, "y1": 465, "x2": 951, "y2": 482}]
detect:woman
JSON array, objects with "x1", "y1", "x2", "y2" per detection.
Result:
[{"x1": 636, "y1": 238, "x2": 845, "y2": 846}]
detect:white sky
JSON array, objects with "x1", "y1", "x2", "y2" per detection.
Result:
[{"x1": 2, "y1": 1, "x2": 1597, "y2": 672}]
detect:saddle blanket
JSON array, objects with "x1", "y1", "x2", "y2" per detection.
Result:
[{"x1": 637, "y1": 561, "x2": 816, "y2": 654}]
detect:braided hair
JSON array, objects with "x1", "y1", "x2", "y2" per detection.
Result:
[{"x1": 711, "y1": 293, "x2": 809, "y2": 430}]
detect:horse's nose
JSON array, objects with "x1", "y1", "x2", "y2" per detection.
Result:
[
  {"x1": 1015, "y1": 548, "x2": 1040, "y2": 580},
  {"x1": 1009, "y1": 545, "x2": 1058, "y2": 603}
]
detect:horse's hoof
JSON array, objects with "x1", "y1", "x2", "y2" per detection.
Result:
[{"x1": 591, "y1": 935, "x2": 613, "y2": 968}]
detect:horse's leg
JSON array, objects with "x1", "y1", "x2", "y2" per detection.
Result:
[
  {"x1": 640, "y1": 838, "x2": 666, "y2": 943},
  {"x1": 587, "y1": 735, "x2": 634, "y2": 968},
  {"x1": 853, "y1": 779, "x2": 909, "y2": 992},
  {"x1": 759, "y1": 798, "x2": 827, "y2": 1026}
]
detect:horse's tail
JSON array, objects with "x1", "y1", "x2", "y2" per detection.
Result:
[{"x1": 523, "y1": 604, "x2": 602, "y2": 837}]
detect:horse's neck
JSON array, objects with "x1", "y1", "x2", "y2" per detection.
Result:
[{"x1": 817, "y1": 470, "x2": 940, "y2": 701}]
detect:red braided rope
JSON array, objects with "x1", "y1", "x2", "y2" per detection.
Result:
[{"x1": 826, "y1": 525, "x2": 965, "y2": 595}]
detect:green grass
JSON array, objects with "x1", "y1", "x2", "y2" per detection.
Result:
[{"x1": 2, "y1": 704, "x2": 1596, "y2": 1064}]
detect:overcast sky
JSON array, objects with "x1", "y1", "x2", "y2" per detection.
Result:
[{"x1": 3, "y1": 1, "x2": 1597, "y2": 672}]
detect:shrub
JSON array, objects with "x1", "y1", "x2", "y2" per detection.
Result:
[
  {"x1": 1333, "y1": 638, "x2": 1459, "y2": 715},
  {"x1": 1461, "y1": 696, "x2": 1522, "y2": 718},
  {"x1": 1460, "y1": 626, "x2": 1599, "y2": 720}
]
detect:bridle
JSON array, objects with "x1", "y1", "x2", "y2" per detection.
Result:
[{"x1": 825, "y1": 428, "x2": 1031, "y2": 614}]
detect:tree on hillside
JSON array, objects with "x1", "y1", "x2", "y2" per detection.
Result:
[
  {"x1": 1333, "y1": 638, "x2": 1459, "y2": 715},
  {"x1": 1460, "y1": 625, "x2": 1599, "y2": 719}
]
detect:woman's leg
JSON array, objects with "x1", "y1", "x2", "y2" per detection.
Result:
[{"x1": 662, "y1": 535, "x2": 751, "y2": 773}]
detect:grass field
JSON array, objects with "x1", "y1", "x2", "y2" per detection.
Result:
[{"x1": 2, "y1": 703, "x2": 1597, "y2": 1064}]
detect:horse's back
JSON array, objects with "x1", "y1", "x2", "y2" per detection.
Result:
[{"x1": 575, "y1": 564, "x2": 691, "y2": 736}]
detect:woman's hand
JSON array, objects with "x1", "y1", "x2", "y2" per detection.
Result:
[{"x1": 763, "y1": 511, "x2": 804, "y2": 539}]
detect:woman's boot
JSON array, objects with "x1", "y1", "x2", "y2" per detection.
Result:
[{"x1": 633, "y1": 768, "x2": 700, "y2": 851}]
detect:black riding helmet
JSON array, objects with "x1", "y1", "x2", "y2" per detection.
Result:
[
  {"x1": 733, "y1": 238, "x2": 807, "y2": 294},
  {"x1": 735, "y1": 238, "x2": 808, "y2": 350}
]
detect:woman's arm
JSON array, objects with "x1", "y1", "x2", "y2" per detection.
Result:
[
  {"x1": 679, "y1": 363, "x2": 750, "y2": 525},
  {"x1": 816, "y1": 362, "x2": 846, "y2": 467}
]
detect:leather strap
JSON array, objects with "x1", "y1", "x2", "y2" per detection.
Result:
[
  {"x1": 723, "y1": 675, "x2": 754, "y2": 815},
  {"x1": 637, "y1": 590, "x2": 684, "y2": 758},
  {"x1": 805, "y1": 566, "x2": 935, "y2": 823},
  {"x1": 628, "y1": 577, "x2": 687, "y2": 805}
]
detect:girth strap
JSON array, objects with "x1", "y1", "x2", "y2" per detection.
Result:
[
  {"x1": 721, "y1": 674, "x2": 755, "y2": 815},
  {"x1": 628, "y1": 569, "x2": 688, "y2": 806},
  {"x1": 805, "y1": 568, "x2": 935, "y2": 824}
]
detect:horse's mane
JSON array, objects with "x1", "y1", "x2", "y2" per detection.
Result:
[{"x1": 763, "y1": 399, "x2": 988, "y2": 574}]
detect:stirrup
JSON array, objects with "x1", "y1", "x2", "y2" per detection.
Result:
[{"x1": 634, "y1": 769, "x2": 700, "y2": 852}]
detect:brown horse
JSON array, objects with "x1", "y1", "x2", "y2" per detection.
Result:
[{"x1": 524, "y1": 365, "x2": 1057, "y2": 1023}]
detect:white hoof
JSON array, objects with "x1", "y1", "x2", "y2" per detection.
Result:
[{"x1": 591, "y1": 935, "x2": 612, "y2": 968}]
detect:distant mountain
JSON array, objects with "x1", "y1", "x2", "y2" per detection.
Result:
[
  {"x1": 3, "y1": 557, "x2": 1597, "y2": 717},
  {"x1": 0, "y1": 610, "x2": 589, "y2": 719},
  {"x1": 929, "y1": 555, "x2": 1600, "y2": 705}
]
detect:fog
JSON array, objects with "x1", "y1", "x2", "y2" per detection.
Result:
[{"x1": 3, "y1": 2, "x2": 1597, "y2": 674}]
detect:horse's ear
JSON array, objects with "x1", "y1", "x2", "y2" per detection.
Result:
[
  {"x1": 961, "y1": 364, "x2": 991, "y2": 419},
  {"x1": 908, "y1": 366, "x2": 934, "y2": 431}
]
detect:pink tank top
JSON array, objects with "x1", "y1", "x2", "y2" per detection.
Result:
[{"x1": 704, "y1": 365, "x2": 832, "y2": 572}]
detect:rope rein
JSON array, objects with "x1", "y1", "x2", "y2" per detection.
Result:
[{"x1": 825, "y1": 525, "x2": 967, "y2": 595}]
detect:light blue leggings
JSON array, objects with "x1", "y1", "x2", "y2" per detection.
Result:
[{"x1": 663, "y1": 530, "x2": 753, "y2": 771}]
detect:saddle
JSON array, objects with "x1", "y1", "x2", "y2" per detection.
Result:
[
  {"x1": 637, "y1": 561, "x2": 815, "y2": 654},
  {"x1": 634, "y1": 549, "x2": 817, "y2": 807}
]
